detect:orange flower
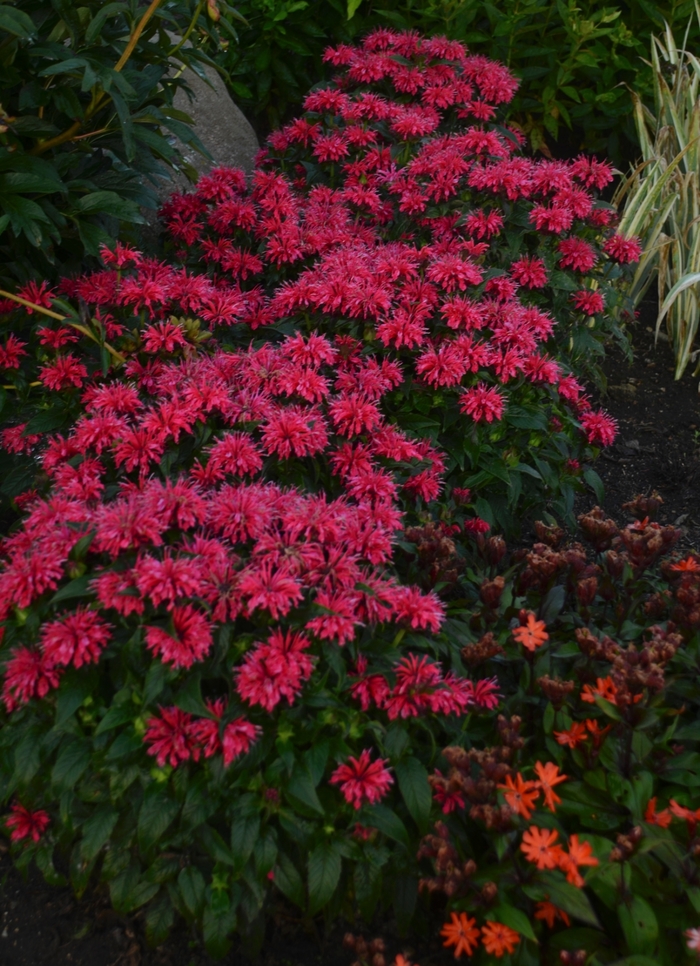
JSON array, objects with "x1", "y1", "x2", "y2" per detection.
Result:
[
  {"x1": 558, "y1": 834, "x2": 599, "y2": 887},
  {"x1": 534, "y1": 900, "x2": 570, "y2": 929},
  {"x1": 394, "y1": 956, "x2": 418, "y2": 966},
  {"x1": 440, "y1": 911, "x2": 480, "y2": 958},
  {"x1": 534, "y1": 761, "x2": 567, "y2": 812},
  {"x1": 512, "y1": 612, "x2": 548, "y2": 652},
  {"x1": 480, "y1": 921, "x2": 520, "y2": 957},
  {"x1": 498, "y1": 772, "x2": 540, "y2": 820},
  {"x1": 644, "y1": 797, "x2": 672, "y2": 828},
  {"x1": 581, "y1": 676, "x2": 617, "y2": 705},
  {"x1": 670, "y1": 555, "x2": 700, "y2": 572},
  {"x1": 554, "y1": 722, "x2": 587, "y2": 748},
  {"x1": 584, "y1": 718, "x2": 611, "y2": 747},
  {"x1": 520, "y1": 825, "x2": 563, "y2": 870}
]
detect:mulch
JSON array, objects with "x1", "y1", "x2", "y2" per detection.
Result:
[{"x1": 1, "y1": 305, "x2": 699, "y2": 966}]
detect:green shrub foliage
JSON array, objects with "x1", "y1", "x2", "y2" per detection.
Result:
[
  {"x1": 222, "y1": 0, "x2": 700, "y2": 164},
  {"x1": 0, "y1": 0, "x2": 236, "y2": 285},
  {"x1": 1, "y1": 29, "x2": 685, "y2": 964}
]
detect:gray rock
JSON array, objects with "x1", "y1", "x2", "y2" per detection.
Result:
[
  {"x1": 170, "y1": 64, "x2": 259, "y2": 184},
  {"x1": 139, "y1": 62, "x2": 259, "y2": 253}
]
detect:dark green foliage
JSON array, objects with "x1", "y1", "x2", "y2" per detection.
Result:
[
  {"x1": 221, "y1": 0, "x2": 700, "y2": 165},
  {"x1": 0, "y1": 0, "x2": 238, "y2": 284}
]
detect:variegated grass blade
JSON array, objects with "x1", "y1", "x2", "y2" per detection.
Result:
[{"x1": 613, "y1": 3, "x2": 700, "y2": 381}]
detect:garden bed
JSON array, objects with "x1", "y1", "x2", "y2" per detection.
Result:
[{"x1": 0, "y1": 307, "x2": 697, "y2": 966}]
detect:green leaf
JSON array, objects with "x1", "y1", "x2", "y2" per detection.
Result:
[
  {"x1": 145, "y1": 891, "x2": 174, "y2": 946},
  {"x1": 618, "y1": 896, "x2": 658, "y2": 955},
  {"x1": 230, "y1": 814, "x2": 260, "y2": 869},
  {"x1": 274, "y1": 852, "x2": 305, "y2": 908},
  {"x1": 347, "y1": 0, "x2": 363, "y2": 17},
  {"x1": 540, "y1": 584, "x2": 565, "y2": 624},
  {"x1": 393, "y1": 874, "x2": 417, "y2": 935},
  {"x1": 307, "y1": 841, "x2": 341, "y2": 915},
  {"x1": 488, "y1": 903, "x2": 538, "y2": 943},
  {"x1": 52, "y1": 738, "x2": 90, "y2": 789},
  {"x1": 197, "y1": 824, "x2": 235, "y2": 866},
  {"x1": 138, "y1": 789, "x2": 180, "y2": 853},
  {"x1": 81, "y1": 805, "x2": 119, "y2": 862},
  {"x1": 286, "y1": 764, "x2": 324, "y2": 816},
  {"x1": 85, "y1": 2, "x2": 128, "y2": 43},
  {"x1": 0, "y1": 5, "x2": 35, "y2": 38},
  {"x1": 50, "y1": 575, "x2": 92, "y2": 605},
  {"x1": 364, "y1": 804, "x2": 409, "y2": 849},
  {"x1": 74, "y1": 190, "x2": 143, "y2": 222},
  {"x1": 395, "y1": 757, "x2": 432, "y2": 833},
  {"x1": 203, "y1": 900, "x2": 236, "y2": 959},
  {"x1": 584, "y1": 468, "x2": 605, "y2": 502},
  {"x1": 95, "y1": 701, "x2": 134, "y2": 736},
  {"x1": 173, "y1": 673, "x2": 209, "y2": 716},
  {"x1": 178, "y1": 866, "x2": 206, "y2": 918},
  {"x1": 527, "y1": 876, "x2": 600, "y2": 928},
  {"x1": 55, "y1": 671, "x2": 94, "y2": 727}
]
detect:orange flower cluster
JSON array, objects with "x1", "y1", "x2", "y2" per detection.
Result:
[
  {"x1": 497, "y1": 761, "x2": 567, "y2": 818},
  {"x1": 441, "y1": 912, "x2": 519, "y2": 959},
  {"x1": 646, "y1": 797, "x2": 700, "y2": 833},
  {"x1": 554, "y1": 718, "x2": 610, "y2": 749},
  {"x1": 512, "y1": 612, "x2": 548, "y2": 651},
  {"x1": 520, "y1": 827, "x2": 599, "y2": 886}
]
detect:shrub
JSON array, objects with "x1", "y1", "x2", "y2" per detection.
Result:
[
  {"x1": 0, "y1": 0, "x2": 234, "y2": 285},
  {"x1": 416, "y1": 497, "x2": 700, "y2": 964},
  {"x1": 0, "y1": 29, "x2": 650, "y2": 959},
  {"x1": 221, "y1": 0, "x2": 700, "y2": 165}
]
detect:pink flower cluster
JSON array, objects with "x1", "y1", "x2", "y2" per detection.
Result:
[
  {"x1": 350, "y1": 654, "x2": 499, "y2": 719},
  {"x1": 144, "y1": 701, "x2": 260, "y2": 769},
  {"x1": 0, "y1": 333, "x2": 451, "y2": 722}
]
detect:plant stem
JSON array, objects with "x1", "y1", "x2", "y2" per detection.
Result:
[{"x1": 30, "y1": 0, "x2": 165, "y2": 156}]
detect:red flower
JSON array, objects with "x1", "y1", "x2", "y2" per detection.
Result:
[
  {"x1": 144, "y1": 706, "x2": 196, "y2": 767},
  {"x1": 6, "y1": 803, "x2": 50, "y2": 843},
  {"x1": 2, "y1": 648, "x2": 62, "y2": 712},
  {"x1": 580, "y1": 410, "x2": 617, "y2": 446},
  {"x1": 40, "y1": 608, "x2": 113, "y2": 669},
  {"x1": 510, "y1": 256, "x2": 548, "y2": 288},
  {"x1": 459, "y1": 383, "x2": 505, "y2": 423},
  {"x1": 604, "y1": 234, "x2": 642, "y2": 263},
  {"x1": 145, "y1": 605, "x2": 214, "y2": 669},
  {"x1": 571, "y1": 289, "x2": 605, "y2": 315},
  {"x1": 329, "y1": 749, "x2": 393, "y2": 809}
]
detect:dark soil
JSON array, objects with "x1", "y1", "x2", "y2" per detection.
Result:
[
  {"x1": 1, "y1": 303, "x2": 699, "y2": 966},
  {"x1": 585, "y1": 302, "x2": 700, "y2": 546}
]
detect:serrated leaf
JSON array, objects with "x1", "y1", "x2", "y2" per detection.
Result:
[
  {"x1": 95, "y1": 702, "x2": 134, "y2": 736},
  {"x1": 230, "y1": 813, "x2": 259, "y2": 869},
  {"x1": 307, "y1": 841, "x2": 341, "y2": 915},
  {"x1": 286, "y1": 764, "x2": 324, "y2": 815},
  {"x1": 178, "y1": 866, "x2": 206, "y2": 918},
  {"x1": 52, "y1": 738, "x2": 90, "y2": 789},
  {"x1": 81, "y1": 805, "x2": 118, "y2": 861},
  {"x1": 203, "y1": 901, "x2": 236, "y2": 959},
  {"x1": 363, "y1": 804, "x2": 409, "y2": 848},
  {"x1": 145, "y1": 890, "x2": 174, "y2": 946},
  {"x1": 395, "y1": 757, "x2": 431, "y2": 833},
  {"x1": 138, "y1": 789, "x2": 180, "y2": 853},
  {"x1": 274, "y1": 852, "x2": 305, "y2": 908}
]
